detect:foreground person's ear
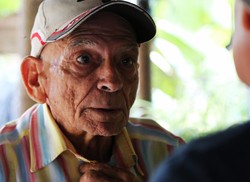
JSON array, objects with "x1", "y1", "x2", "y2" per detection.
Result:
[
  {"x1": 21, "y1": 56, "x2": 47, "y2": 103},
  {"x1": 242, "y1": 2, "x2": 250, "y2": 31}
]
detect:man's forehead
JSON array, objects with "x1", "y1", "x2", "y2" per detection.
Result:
[{"x1": 67, "y1": 36, "x2": 138, "y2": 49}]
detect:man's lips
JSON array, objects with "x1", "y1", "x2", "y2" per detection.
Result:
[
  {"x1": 78, "y1": 104, "x2": 125, "y2": 119},
  {"x1": 88, "y1": 108, "x2": 122, "y2": 113},
  {"x1": 81, "y1": 108, "x2": 124, "y2": 121}
]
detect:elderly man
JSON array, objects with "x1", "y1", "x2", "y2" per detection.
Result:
[
  {"x1": 150, "y1": 0, "x2": 250, "y2": 181},
  {"x1": 0, "y1": 0, "x2": 184, "y2": 181}
]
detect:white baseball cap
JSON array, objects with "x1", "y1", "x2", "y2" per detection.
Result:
[{"x1": 30, "y1": 0, "x2": 156, "y2": 57}]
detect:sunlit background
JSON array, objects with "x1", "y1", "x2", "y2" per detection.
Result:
[{"x1": 0, "y1": 0, "x2": 248, "y2": 141}]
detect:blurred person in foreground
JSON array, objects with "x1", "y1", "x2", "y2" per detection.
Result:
[
  {"x1": 150, "y1": 0, "x2": 250, "y2": 181},
  {"x1": 0, "y1": 0, "x2": 184, "y2": 181}
]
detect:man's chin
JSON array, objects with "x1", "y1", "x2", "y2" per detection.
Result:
[{"x1": 90, "y1": 123, "x2": 125, "y2": 137}]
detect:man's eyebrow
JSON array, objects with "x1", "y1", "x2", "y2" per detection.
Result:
[{"x1": 69, "y1": 39, "x2": 97, "y2": 47}]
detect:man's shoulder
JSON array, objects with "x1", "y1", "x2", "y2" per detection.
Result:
[
  {"x1": 0, "y1": 104, "x2": 41, "y2": 145},
  {"x1": 0, "y1": 121, "x2": 18, "y2": 143},
  {"x1": 127, "y1": 117, "x2": 184, "y2": 146}
]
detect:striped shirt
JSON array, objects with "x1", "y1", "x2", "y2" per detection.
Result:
[{"x1": 0, "y1": 104, "x2": 184, "y2": 181}]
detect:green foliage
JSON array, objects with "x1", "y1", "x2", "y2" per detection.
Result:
[
  {"x1": 0, "y1": 0, "x2": 20, "y2": 17},
  {"x1": 151, "y1": 63, "x2": 179, "y2": 97},
  {"x1": 131, "y1": 0, "x2": 249, "y2": 141}
]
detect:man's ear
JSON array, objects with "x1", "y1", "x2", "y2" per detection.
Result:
[
  {"x1": 242, "y1": 4, "x2": 250, "y2": 31},
  {"x1": 21, "y1": 56, "x2": 47, "y2": 103}
]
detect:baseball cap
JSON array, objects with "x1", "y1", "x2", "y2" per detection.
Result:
[{"x1": 30, "y1": 0, "x2": 156, "y2": 57}]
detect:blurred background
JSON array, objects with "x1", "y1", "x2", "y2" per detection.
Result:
[{"x1": 0, "y1": 0, "x2": 248, "y2": 141}]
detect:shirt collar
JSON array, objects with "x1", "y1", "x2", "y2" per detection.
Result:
[
  {"x1": 113, "y1": 128, "x2": 137, "y2": 166},
  {"x1": 112, "y1": 128, "x2": 144, "y2": 176},
  {"x1": 29, "y1": 104, "x2": 75, "y2": 172}
]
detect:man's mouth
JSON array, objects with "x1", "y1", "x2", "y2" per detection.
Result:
[{"x1": 90, "y1": 108, "x2": 122, "y2": 113}]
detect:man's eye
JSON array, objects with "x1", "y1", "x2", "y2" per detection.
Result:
[
  {"x1": 122, "y1": 58, "x2": 136, "y2": 67},
  {"x1": 76, "y1": 55, "x2": 90, "y2": 64}
]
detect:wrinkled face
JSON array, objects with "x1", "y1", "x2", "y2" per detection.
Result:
[{"x1": 39, "y1": 12, "x2": 139, "y2": 137}]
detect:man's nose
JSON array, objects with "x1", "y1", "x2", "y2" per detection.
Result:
[{"x1": 97, "y1": 62, "x2": 123, "y2": 92}]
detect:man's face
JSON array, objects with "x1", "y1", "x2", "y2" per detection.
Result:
[{"x1": 39, "y1": 12, "x2": 139, "y2": 137}]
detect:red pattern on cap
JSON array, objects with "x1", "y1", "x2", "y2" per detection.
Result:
[
  {"x1": 48, "y1": 7, "x2": 97, "y2": 40},
  {"x1": 31, "y1": 32, "x2": 46, "y2": 46}
]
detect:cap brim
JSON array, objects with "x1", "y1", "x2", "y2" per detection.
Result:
[{"x1": 47, "y1": 1, "x2": 156, "y2": 43}]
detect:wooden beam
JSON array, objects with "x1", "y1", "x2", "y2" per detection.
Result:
[
  {"x1": 139, "y1": 42, "x2": 152, "y2": 102},
  {"x1": 138, "y1": 0, "x2": 152, "y2": 101},
  {"x1": 0, "y1": 14, "x2": 19, "y2": 53}
]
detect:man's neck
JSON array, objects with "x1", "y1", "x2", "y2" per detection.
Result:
[{"x1": 67, "y1": 132, "x2": 114, "y2": 162}]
